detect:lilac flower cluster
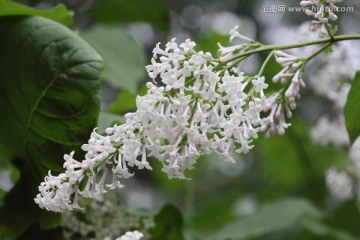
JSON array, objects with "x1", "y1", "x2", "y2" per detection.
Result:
[
  {"x1": 34, "y1": 24, "x2": 308, "y2": 212},
  {"x1": 300, "y1": 0, "x2": 343, "y2": 37},
  {"x1": 262, "y1": 51, "x2": 305, "y2": 137}
]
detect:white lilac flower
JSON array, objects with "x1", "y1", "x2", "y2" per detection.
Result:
[
  {"x1": 300, "y1": 0, "x2": 343, "y2": 38},
  {"x1": 320, "y1": 134, "x2": 360, "y2": 202},
  {"x1": 116, "y1": 231, "x2": 144, "y2": 240},
  {"x1": 144, "y1": 38, "x2": 268, "y2": 173},
  {"x1": 326, "y1": 167, "x2": 353, "y2": 201},
  {"x1": 36, "y1": 28, "x2": 305, "y2": 212},
  {"x1": 229, "y1": 25, "x2": 254, "y2": 43},
  {"x1": 218, "y1": 25, "x2": 261, "y2": 61},
  {"x1": 252, "y1": 76, "x2": 268, "y2": 93},
  {"x1": 310, "y1": 116, "x2": 349, "y2": 148},
  {"x1": 261, "y1": 50, "x2": 305, "y2": 137},
  {"x1": 310, "y1": 116, "x2": 360, "y2": 200},
  {"x1": 350, "y1": 138, "x2": 360, "y2": 166},
  {"x1": 34, "y1": 168, "x2": 84, "y2": 212},
  {"x1": 308, "y1": 43, "x2": 359, "y2": 110}
]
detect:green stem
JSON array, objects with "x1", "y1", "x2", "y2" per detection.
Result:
[
  {"x1": 222, "y1": 56, "x2": 248, "y2": 71},
  {"x1": 323, "y1": 2, "x2": 336, "y2": 40},
  {"x1": 217, "y1": 34, "x2": 360, "y2": 68},
  {"x1": 188, "y1": 98, "x2": 199, "y2": 125},
  {"x1": 325, "y1": 25, "x2": 334, "y2": 40},
  {"x1": 305, "y1": 42, "x2": 332, "y2": 63},
  {"x1": 82, "y1": 150, "x2": 118, "y2": 179},
  {"x1": 258, "y1": 51, "x2": 274, "y2": 76}
]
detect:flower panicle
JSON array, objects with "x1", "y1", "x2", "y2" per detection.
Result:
[
  {"x1": 300, "y1": 0, "x2": 343, "y2": 38},
  {"x1": 261, "y1": 50, "x2": 306, "y2": 137},
  {"x1": 35, "y1": 28, "x2": 306, "y2": 212}
]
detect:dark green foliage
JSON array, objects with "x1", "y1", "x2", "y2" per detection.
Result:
[
  {"x1": 0, "y1": 16, "x2": 103, "y2": 238},
  {"x1": 87, "y1": 0, "x2": 170, "y2": 33},
  {"x1": 108, "y1": 85, "x2": 148, "y2": 114},
  {"x1": 149, "y1": 204, "x2": 185, "y2": 240},
  {"x1": 0, "y1": 0, "x2": 72, "y2": 27}
]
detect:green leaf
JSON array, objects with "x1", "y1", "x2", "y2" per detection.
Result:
[
  {"x1": 188, "y1": 192, "x2": 240, "y2": 233},
  {"x1": 210, "y1": 198, "x2": 323, "y2": 240},
  {"x1": 80, "y1": 25, "x2": 146, "y2": 92},
  {"x1": 327, "y1": 199, "x2": 360, "y2": 236},
  {"x1": 87, "y1": 0, "x2": 170, "y2": 33},
  {"x1": 262, "y1": 55, "x2": 283, "y2": 92},
  {"x1": 0, "y1": 142, "x2": 11, "y2": 164},
  {"x1": 196, "y1": 33, "x2": 229, "y2": 55},
  {"x1": 302, "y1": 218, "x2": 358, "y2": 240},
  {"x1": 0, "y1": 16, "x2": 103, "y2": 237},
  {"x1": 108, "y1": 90, "x2": 137, "y2": 114},
  {"x1": 0, "y1": 188, "x2": 6, "y2": 199},
  {"x1": 108, "y1": 84, "x2": 148, "y2": 114},
  {"x1": 149, "y1": 204, "x2": 185, "y2": 240},
  {"x1": 258, "y1": 133, "x2": 306, "y2": 191},
  {"x1": 344, "y1": 71, "x2": 360, "y2": 144},
  {"x1": 256, "y1": 121, "x2": 350, "y2": 200},
  {"x1": 0, "y1": 0, "x2": 73, "y2": 27}
]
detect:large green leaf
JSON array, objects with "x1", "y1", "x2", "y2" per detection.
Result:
[
  {"x1": 344, "y1": 71, "x2": 360, "y2": 144},
  {"x1": 80, "y1": 25, "x2": 146, "y2": 92},
  {"x1": 0, "y1": 0, "x2": 73, "y2": 27},
  {"x1": 210, "y1": 198, "x2": 323, "y2": 240},
  {"x1": 0, "y1": 16, "x2": 103, "y2": 238},
  {"x1": 87, "y1": 0, "x2": 169, "y2": 33}
]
